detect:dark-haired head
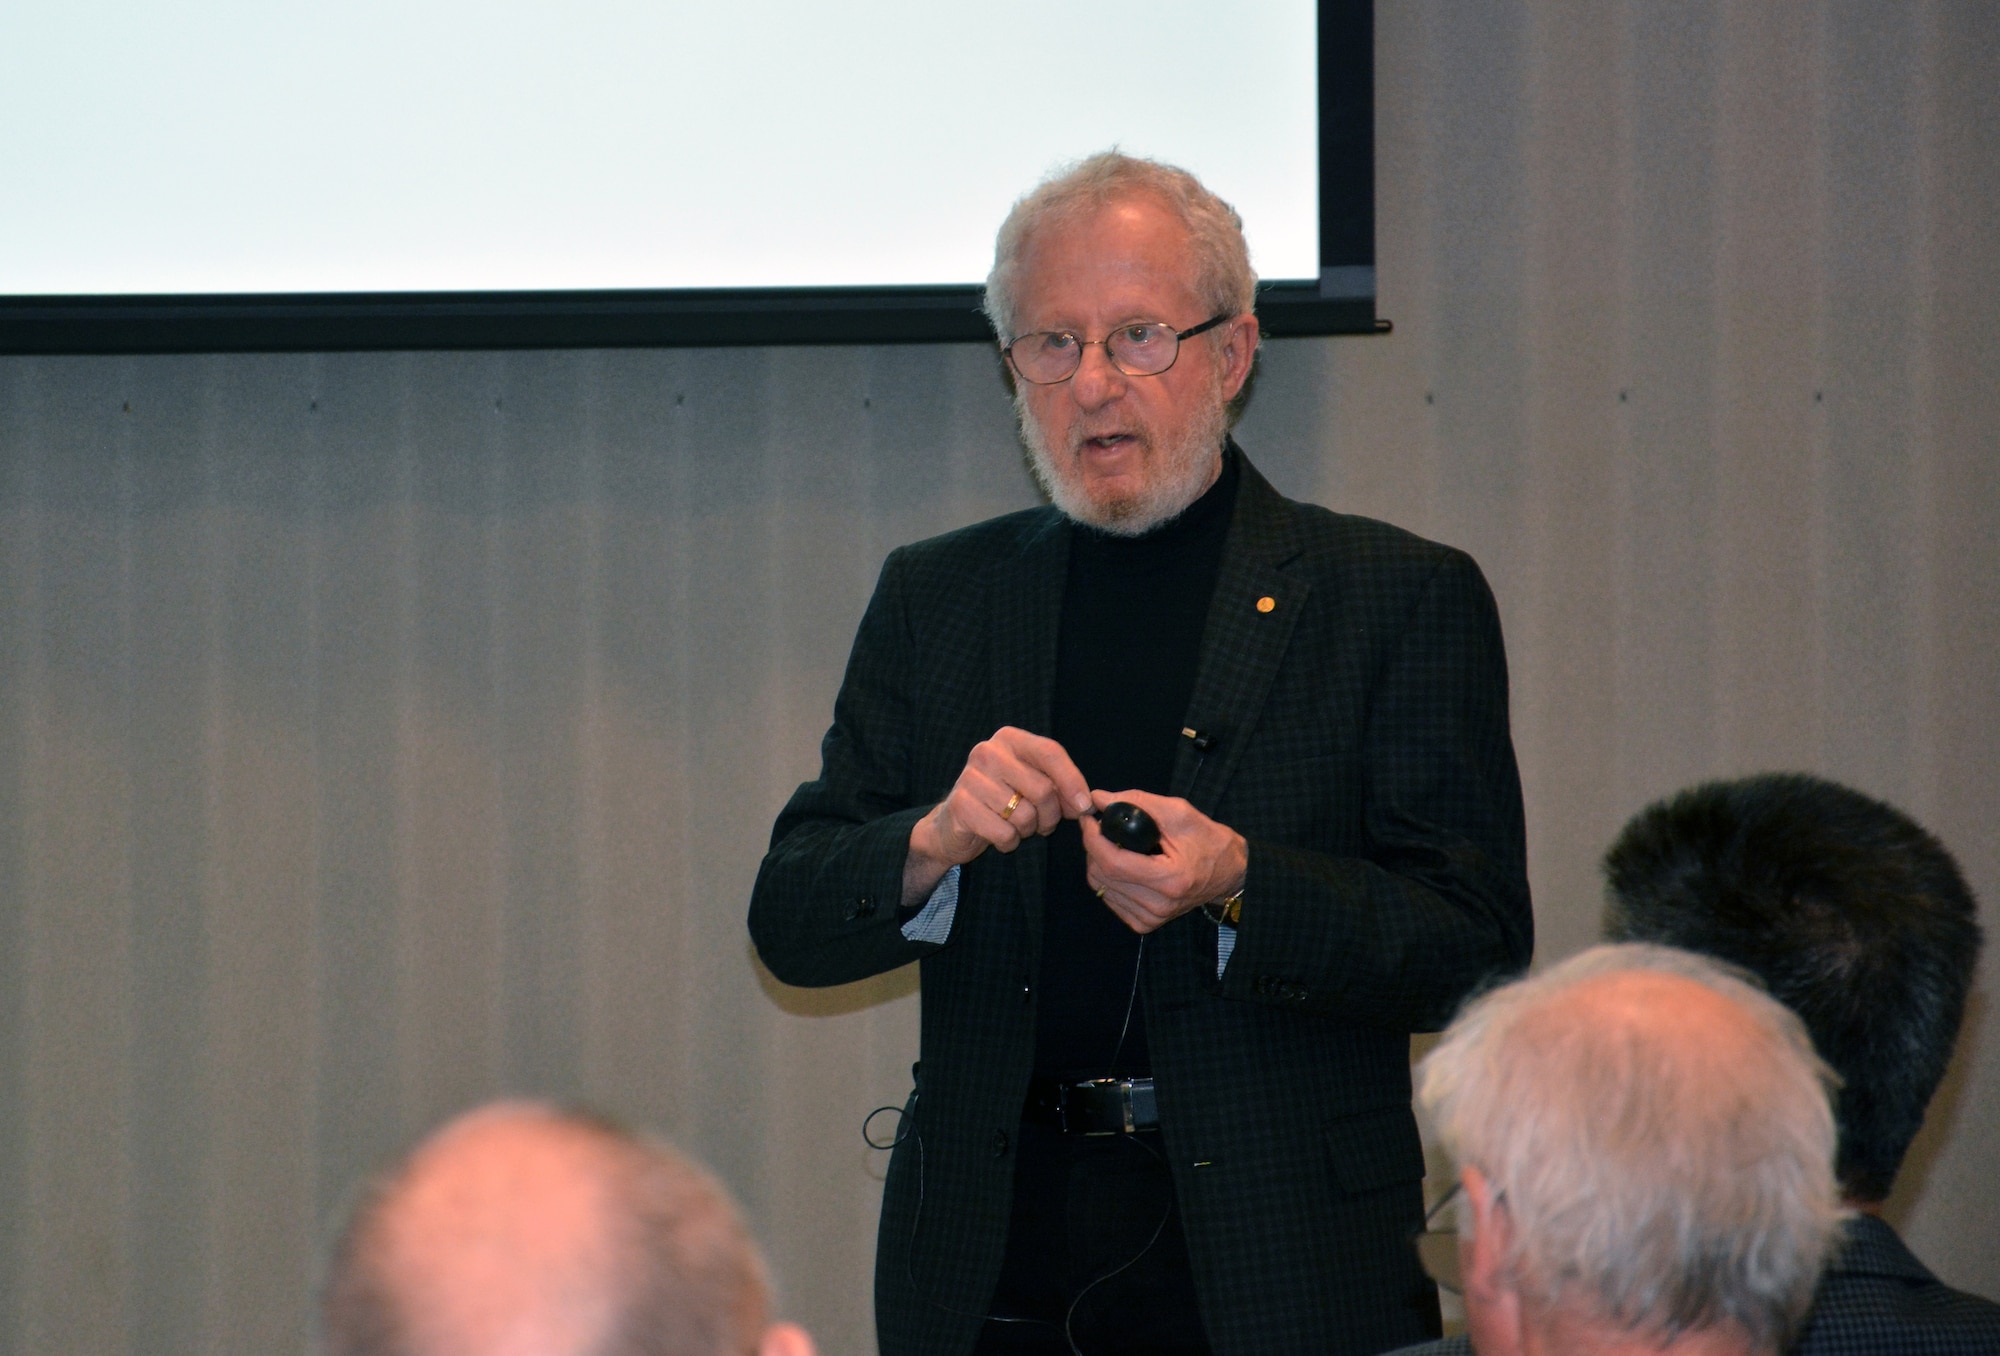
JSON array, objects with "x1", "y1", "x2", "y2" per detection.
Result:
[{"x1": 1602, "y1": 773, "x2": 1982, "y2": 1203}]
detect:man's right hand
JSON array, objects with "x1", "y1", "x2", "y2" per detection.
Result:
[{"x1": 902, "y1": 727, "x2": 1092, "y2": 906}]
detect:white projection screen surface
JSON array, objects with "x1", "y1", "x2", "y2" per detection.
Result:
[{"x1": 0, "y1": 0, "x2": 1374, "y2": 351}]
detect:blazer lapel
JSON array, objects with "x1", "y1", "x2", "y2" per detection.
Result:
[
  {"x1": 1172, "y1": 452, "x2": 1309, "y2": 813},
  {"x1": 987, "y1": 509, "x2": 1069, "y2": 948}
]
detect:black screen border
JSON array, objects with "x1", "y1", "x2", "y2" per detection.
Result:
[{"x1": 1, "y1": 1, "x2": 1377, "y2": 356}]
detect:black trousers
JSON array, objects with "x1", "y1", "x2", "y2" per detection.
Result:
[{"x1": 973, "y1": 1119, "x2": 1213, "y2": 1356}]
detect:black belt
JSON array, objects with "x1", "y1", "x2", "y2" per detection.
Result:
[{"x1": 1024, "y1": 1076, "x2": 1160, "y2": 1136}]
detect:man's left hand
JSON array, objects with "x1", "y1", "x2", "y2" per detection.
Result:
[{"x1": 1082, "y1": 789, "x2": 1248, "y2": 935}]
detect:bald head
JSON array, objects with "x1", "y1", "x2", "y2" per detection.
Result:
[
  {"x1": 1419, "y1": 944, "x2": 1843, "y2": 1355},
  {"x1": 323, "y1": 1102, "x2": 812, "y2": 1356},
  {"x1": 1507, "y1": 966, "x2": 1779, "y2": 1113}
]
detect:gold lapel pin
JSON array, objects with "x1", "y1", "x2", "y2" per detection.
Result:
[{"x1": 1256, "y1": 596, "x2": 1277, "y2": 613}]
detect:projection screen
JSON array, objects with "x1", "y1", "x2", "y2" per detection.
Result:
[{"x1": 0, "y1": 0, "x2": 1377, "y2": 352}]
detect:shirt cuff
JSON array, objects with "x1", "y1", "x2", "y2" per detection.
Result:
[
  {"x1": 900, "y1": 865, "x2": 960, "y2": 945},
  {"x1": 1215, "y1": 922, "x2": 1236, "y2": 977}
]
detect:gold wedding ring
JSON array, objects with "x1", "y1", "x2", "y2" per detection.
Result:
[
  {"x1": 1095, "y1": 886, "x2": 1107, "y2": 899},
  {"x1": 1000, "y1": 791, "x2": 1023, "y2": 820}
]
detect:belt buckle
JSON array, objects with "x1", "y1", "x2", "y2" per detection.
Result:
[{"x1": 1070, "y1": 1077, "x2": 1148, "y2": 1135}]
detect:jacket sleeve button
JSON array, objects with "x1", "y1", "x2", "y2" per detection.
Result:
[{"x1": 992, "y1": 1129, "x2": 1011, "y2": 1158}]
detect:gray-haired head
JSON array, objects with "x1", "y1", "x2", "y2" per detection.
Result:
[
  {"x1": 1418, "y1": 943, "x2": 1843, "y2": 1353},
  {"x1": 982, "y1": 150, "x2": 1259, "y2": 343},
  {"x1": 322, "y1": 1101, "x2": 805, "y2": 1356}
]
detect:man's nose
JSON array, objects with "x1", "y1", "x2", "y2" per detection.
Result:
[{"x1": 1067, "y1": 341, "x2": 1128, "y2": 409}]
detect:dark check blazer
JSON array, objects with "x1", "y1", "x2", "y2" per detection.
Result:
[
  {"x1": 1793, "y1": 1213, "x2": 2000, "y2": 1355},
  {"x1": 751, "y1": 451, "x2": 1532, "y2": 1356},
  {"x1": 1381, "y1": 1216, "x2": 2000, "y2": 1356}
]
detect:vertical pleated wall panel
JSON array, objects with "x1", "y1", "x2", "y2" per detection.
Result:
[{"x1": 2, "y1": 3, "x2": 1997, "y2": 1352}]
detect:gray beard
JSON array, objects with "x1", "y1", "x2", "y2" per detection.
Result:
[{"x1": 1015, "y1": 394, "x2": 1230, "y2": 537}]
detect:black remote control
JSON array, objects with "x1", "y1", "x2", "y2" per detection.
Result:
[{"x1": 1096, "y1": 801, "x2": 1163, "y2": 855}]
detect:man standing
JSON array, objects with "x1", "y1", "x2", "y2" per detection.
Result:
[
  {"x1": 1604, "y1": 773, "x2": 2000, "y2": 1352},
  {"x1": 750, "y1": 152, "x2": 1530, "y2": 1356}
]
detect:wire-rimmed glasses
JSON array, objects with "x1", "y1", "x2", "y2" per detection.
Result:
[
  {"x1": 1003, "y1": 313, "x2": 1231, "y2": 385},
  {"x1": 1413, "y1": 1182, "x2": 1465, "y2": 1295}
]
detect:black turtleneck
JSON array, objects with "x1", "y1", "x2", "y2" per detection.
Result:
[{"x1": 1034, "y1": 447, "x2": 1240, "y2": 1080}]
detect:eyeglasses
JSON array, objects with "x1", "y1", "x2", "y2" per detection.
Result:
[
  {"x1": 1413, "y1": 1182, "x2": 1465, "y2": 1295},
  {"x1": 1003, "y1": 313, "x2": 1231, "y2": 385}
]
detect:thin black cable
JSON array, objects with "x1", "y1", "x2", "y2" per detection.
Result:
[
  {"x1": 1061, "y1": 1131, "x2": 1175, "y2": 1356},
  {"x1": 861, "y1": 923, "x2": 1168, "y2": 1352},
  {"x1": 898, "y1": 1107, "x2": 1060, "y2": 1336},
  {"x1": 1047, "y1": 931, "x2": 1167, "y2": 1354},
  {"x1": 862, "y1": 1102, "x2": 911, "y2": 1151},
  {"x1": 895, "y1": 1110, "x2": 1174, "y2": 1355},
  {"x1": 1103, "y1": 933, "x2": 1145, "y2": 1075},
  {"x1": 861, "y1": 1087, "x2": 1058, "y2": 1334}
]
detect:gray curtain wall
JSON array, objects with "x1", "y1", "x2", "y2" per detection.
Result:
[{"x1": 2, "y1": 4, "x2": 1997, "y2": 1353}]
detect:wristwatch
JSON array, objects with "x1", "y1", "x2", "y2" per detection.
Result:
[{"x1": 1203, "y1": 888, "x2": 1244, "y2": 927}]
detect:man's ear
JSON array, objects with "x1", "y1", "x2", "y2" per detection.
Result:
[
  {"x1": 1460, "y1": 1166, "x2": 1524, "y2": 1350},
  {"x1": 758, "y1": 1321, "x2": 816, "y2": 1356},
  {"x1": 1218, "y1": 313, "x2": 1261, "y2": 400}
]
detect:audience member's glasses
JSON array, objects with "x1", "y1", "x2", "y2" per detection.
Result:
[
  {"x1": 1003, "y1": 314, "x2": 1231, "y2": 385},
  {"x1": 1413, "y1": 1182, "x2": 1465, "y2": 1295}
]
